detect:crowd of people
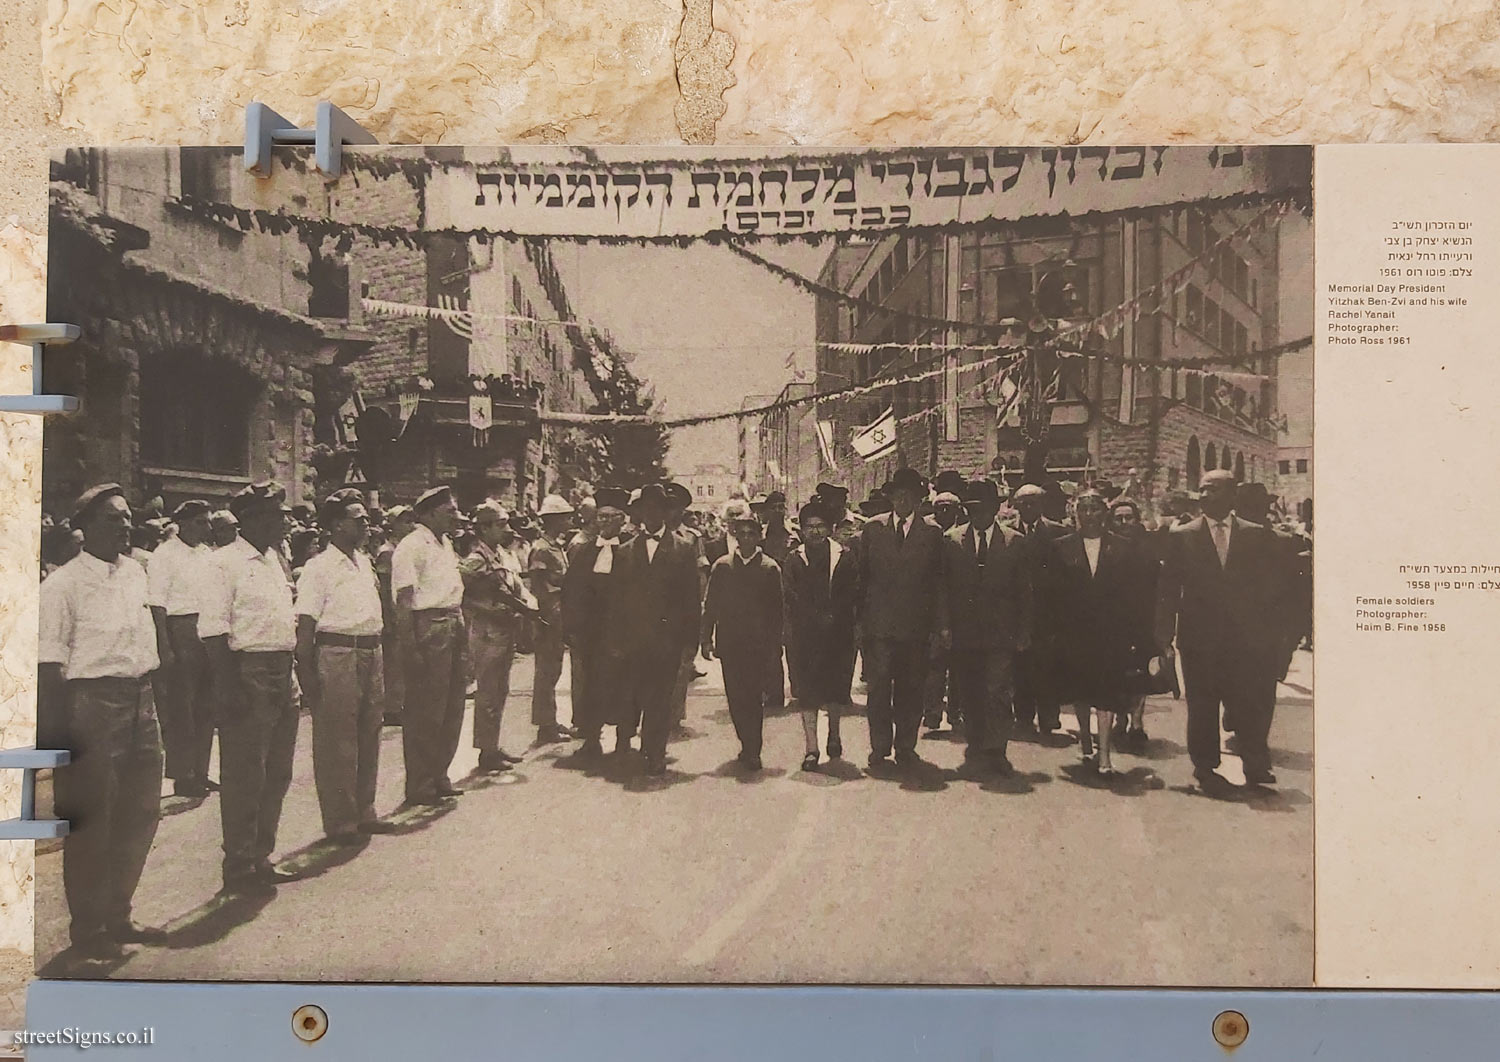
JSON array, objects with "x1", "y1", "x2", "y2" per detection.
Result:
[{"x1": 37, "y1": 465, "x2": 1310, "y2": 962}]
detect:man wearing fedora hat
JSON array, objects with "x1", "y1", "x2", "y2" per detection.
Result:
[
  {"x1": 611, "y1": 482, "x2": 701, "y2": 775},
  {"x1": 1157, "y1": 469, "x2": 1299, "y2": 792},
  {"x1": 529, "y1": 494, "x2": 578, "y2": 745},
  {"x1": 199, "y1": 481, "x2": 300, "y2": 896},
  {"x1": 147, "y1": 498, "x2": 220, "y2": 798},
  {"x1": 1009, "y1": 483, "x2": 1067, "y2": 739},
  {"x1": 856, "y1": 466, "x2": 947, "y2": 771},
  {"x1": 40, "y1": 483, "x2": 167, "y2": 959},
  {"x1": 391, "y1": 485, "x2": 469, "y2": 805}
]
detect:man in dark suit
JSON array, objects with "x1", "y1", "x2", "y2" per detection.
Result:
[
  {"x1": 855, "y1": 467, "x2": 947, "y2": 770},
  {"x1": 1010, "y1": 483, "x2": 1068, "y2": 738},
  {"x1": 611, "y1": 483, "x2": 702, "y2": 775},
  {"x1": 562, "y1": 487, "x2": 632, "y2": 759},
  {"x1": 939, "y1": 479, "x2": 1031, "y2": 776},
  {"x1": 1157, "y1": 470, "x2": 1298, "y2": 791},
  {"x1": 701, "y1": 500, "x2": 783, "y2": 770}
]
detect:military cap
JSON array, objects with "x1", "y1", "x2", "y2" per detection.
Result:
[
  {"x1": 933, "y1": 491, "x2": 963, "y2": 506},
  {"x1": 722, "y1": 498, "x2": 756, "y2": 523},
  {"x1": 1201, "y1": 469, "x2": 1237, "y2": 487},
  {"x1": 413, "y1": 485, "x2": 455, "y2": 515},
  {"x1": 815, "y1": 481, "x2": 849, "y2": 500},
  {"x1": 72, "y1": 483, "x2": 126, "y2": 527},
  {"x1": 473, "y1": 500, "x2": 509, "y2": 524},
  {"x1": 171, "y1": 498, "x2": 212, "y2": 523},
  {"x1": 538, "y1": 493, "x2": 575, "y2": 516},
  {"x1": 385, "y1": 504, "x2": 412, "y2": 523},
  {"x1": 1011, "y1": 483, "x2": 1046, "y2": 501},
  {"x1": 664, "y1": 482, "x2": 693, "y2": 509},
  {"x1": 229, "y1": 480, "x2": 289, "y2": 519},
  {"x1": 320, "y1": 487, "x2": 367, "y2": 526},
  {"x1": 595, "y1": 487, "x2": 631, "y2": 512},
  {"x1": 886, "y1": 467, "x2": 928, "y2": 496},
  {"x1": 209, "y1": 509, "x2": 238, "y2": 529}
]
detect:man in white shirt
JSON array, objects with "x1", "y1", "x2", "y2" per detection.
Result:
[
  {"x1": 39, "y1": 484, "x2": 167, "y2": 961},
  {"x1": 390, "y1": 485, "x2": 468, "y2": 806},
  {"x1": 295, "y1": 489, "x2": 393, "y2": 844},
  {"x1": 147, "y1": 499, "x2": 218, "y2": 798},
  {"x1": 200, "y1": 481, "x2": 299, "y2": 897}
]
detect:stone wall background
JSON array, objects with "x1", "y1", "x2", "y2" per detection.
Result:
[{"x1": 0, "y1": 0, "x2": 1497, "y2": 997}]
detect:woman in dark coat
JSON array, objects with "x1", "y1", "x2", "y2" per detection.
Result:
[
  {"x1": 1045, "y1": 490, "x2": 1155, "y2": 774},
  {"x1": 782, "y1": 501, "x2": 860, "y2": 771}
]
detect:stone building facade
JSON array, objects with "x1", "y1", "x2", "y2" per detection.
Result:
[
  {"x1": 814, "y1": 205, "x2": 1290, "y2": 515},
  {"x1": 44, "y1": 146, "x2": 598, "y2": 522},
  {"x1": 44, "y1": 146, "x2": 374, "y2": 517}
]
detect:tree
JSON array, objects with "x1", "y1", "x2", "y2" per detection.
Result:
[{"x1": 578, "y1": 332, "x2": 671, "y2": 487}]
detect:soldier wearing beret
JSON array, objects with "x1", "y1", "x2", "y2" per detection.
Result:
[
  {"x1": 199, "y1": 481, "x2": 300, "y2": 896},
  {"x1": 294, "y1": 489, "x2": 393, "y2": 844},
  {"x1": 146, "y1": 498, "x2": 219, "y2": 798},
  {"x1": 390, "y1": 485, "x2": 469, "y2": 804},
  {"x1": 39, "y1": 484, "x2": 167, "y2": 960}
]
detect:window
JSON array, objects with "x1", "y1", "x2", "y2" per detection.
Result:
[
  {"x1": 1204, "y1": 298, "x2": 1220, "y2": 345},
  {"x1": 1187, "y1": 436, "x2": 1201, "y2": 489},
  {"x1": 139, "y1": 350, "x2": 255, "y2": 475},
  {"x1": 894, "y1": 239, "x2": 909, "y2": 278},
  {"x1": 1279, "y1": 460, "x2": 1291, "y2": 475},
  {"x1": 1235, "y1": 258, "x2": 1250, "y2": 301},
  {"x1": 708, "y1": 485, "x2": 715, "y2": 497},
  {"x1": 1204, "y1": 442, "x2": 1217, "y2": 472},
  {"x1": 1234, "y1": 451, "x2": 1245, "y2": 480},
  {"x1": 1186, "y1": 211, "x2": 1203, "y2": 254},
  {"x1": 1235, "y1": 322, "x2": 1249, "y2": 358},
  {"x1": 1250, "y1": 277, "x2": 1259, "y2": 308},
  {"x1": 1296, "y1": 458, "x2": 1308, "y2": 473},
  {"x1": 1186, "y1": 372, "x2": 1202, "y2": 407},
  {"x1": 1186, "y1": 286, "x2": 1203, "y2": 330}
]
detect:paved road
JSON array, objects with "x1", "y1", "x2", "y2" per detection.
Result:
[{"x1": 36, "y1": 651, "x2": 1313, "y2": 985}]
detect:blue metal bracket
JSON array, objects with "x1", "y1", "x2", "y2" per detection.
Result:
[
  {"x1": 0, "y1": 746, "x2": 69, "y2": 840},
  {"x1": 0, "y1": 324, "x2": 81, "y2": 415},
  {"x1": 244, "y1": 101, "x2": 379, "y2": 180}
]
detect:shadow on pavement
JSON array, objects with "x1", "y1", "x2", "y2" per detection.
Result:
[
  {"x1": 160, "y1": 793, "x2": 211, "y2": 818},
  {"x1": 1243, "y1": 787, "x2": 1312, "y2": 813},
  {"x1": 709, "y1": 759, "x2": 789, "y2": 784},
  {"x1": 792, "y1": 759, "x2": 866, "y2": 786},
  {"x1": 275, "y1": 837, "x2": 370, "y2": 882},
  {"x1": 1128, "y1": 735, "x2": 1190, "y2": 761},
  {"x1": 158, "y1": 888, "x2": 278, "y2": 951},
  {"x1": 383, "y1": 800, "x2": 458, "y2": 835},
  {"x1": 972, "y1": 768, "x2": 1051, "y2": 795},
  {"x1": 37, "y1": 946, "x2": 139, "y2": 980}
]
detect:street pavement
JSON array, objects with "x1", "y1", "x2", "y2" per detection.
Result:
[{"x1": 35, "y1": 651, "x2": 1313, "y2": 986}]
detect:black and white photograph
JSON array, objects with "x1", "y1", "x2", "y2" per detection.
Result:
[{"x1": 35, "y1": 143, "x2": 1313, "y2": 984}]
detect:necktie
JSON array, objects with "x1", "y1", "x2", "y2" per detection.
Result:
[
  {"x1": 976, "y1": 529, "x2": 988, "y2": 566},
  {"x1": 1211, "y1": 521, "x2": 1229, "y2": 567}
]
